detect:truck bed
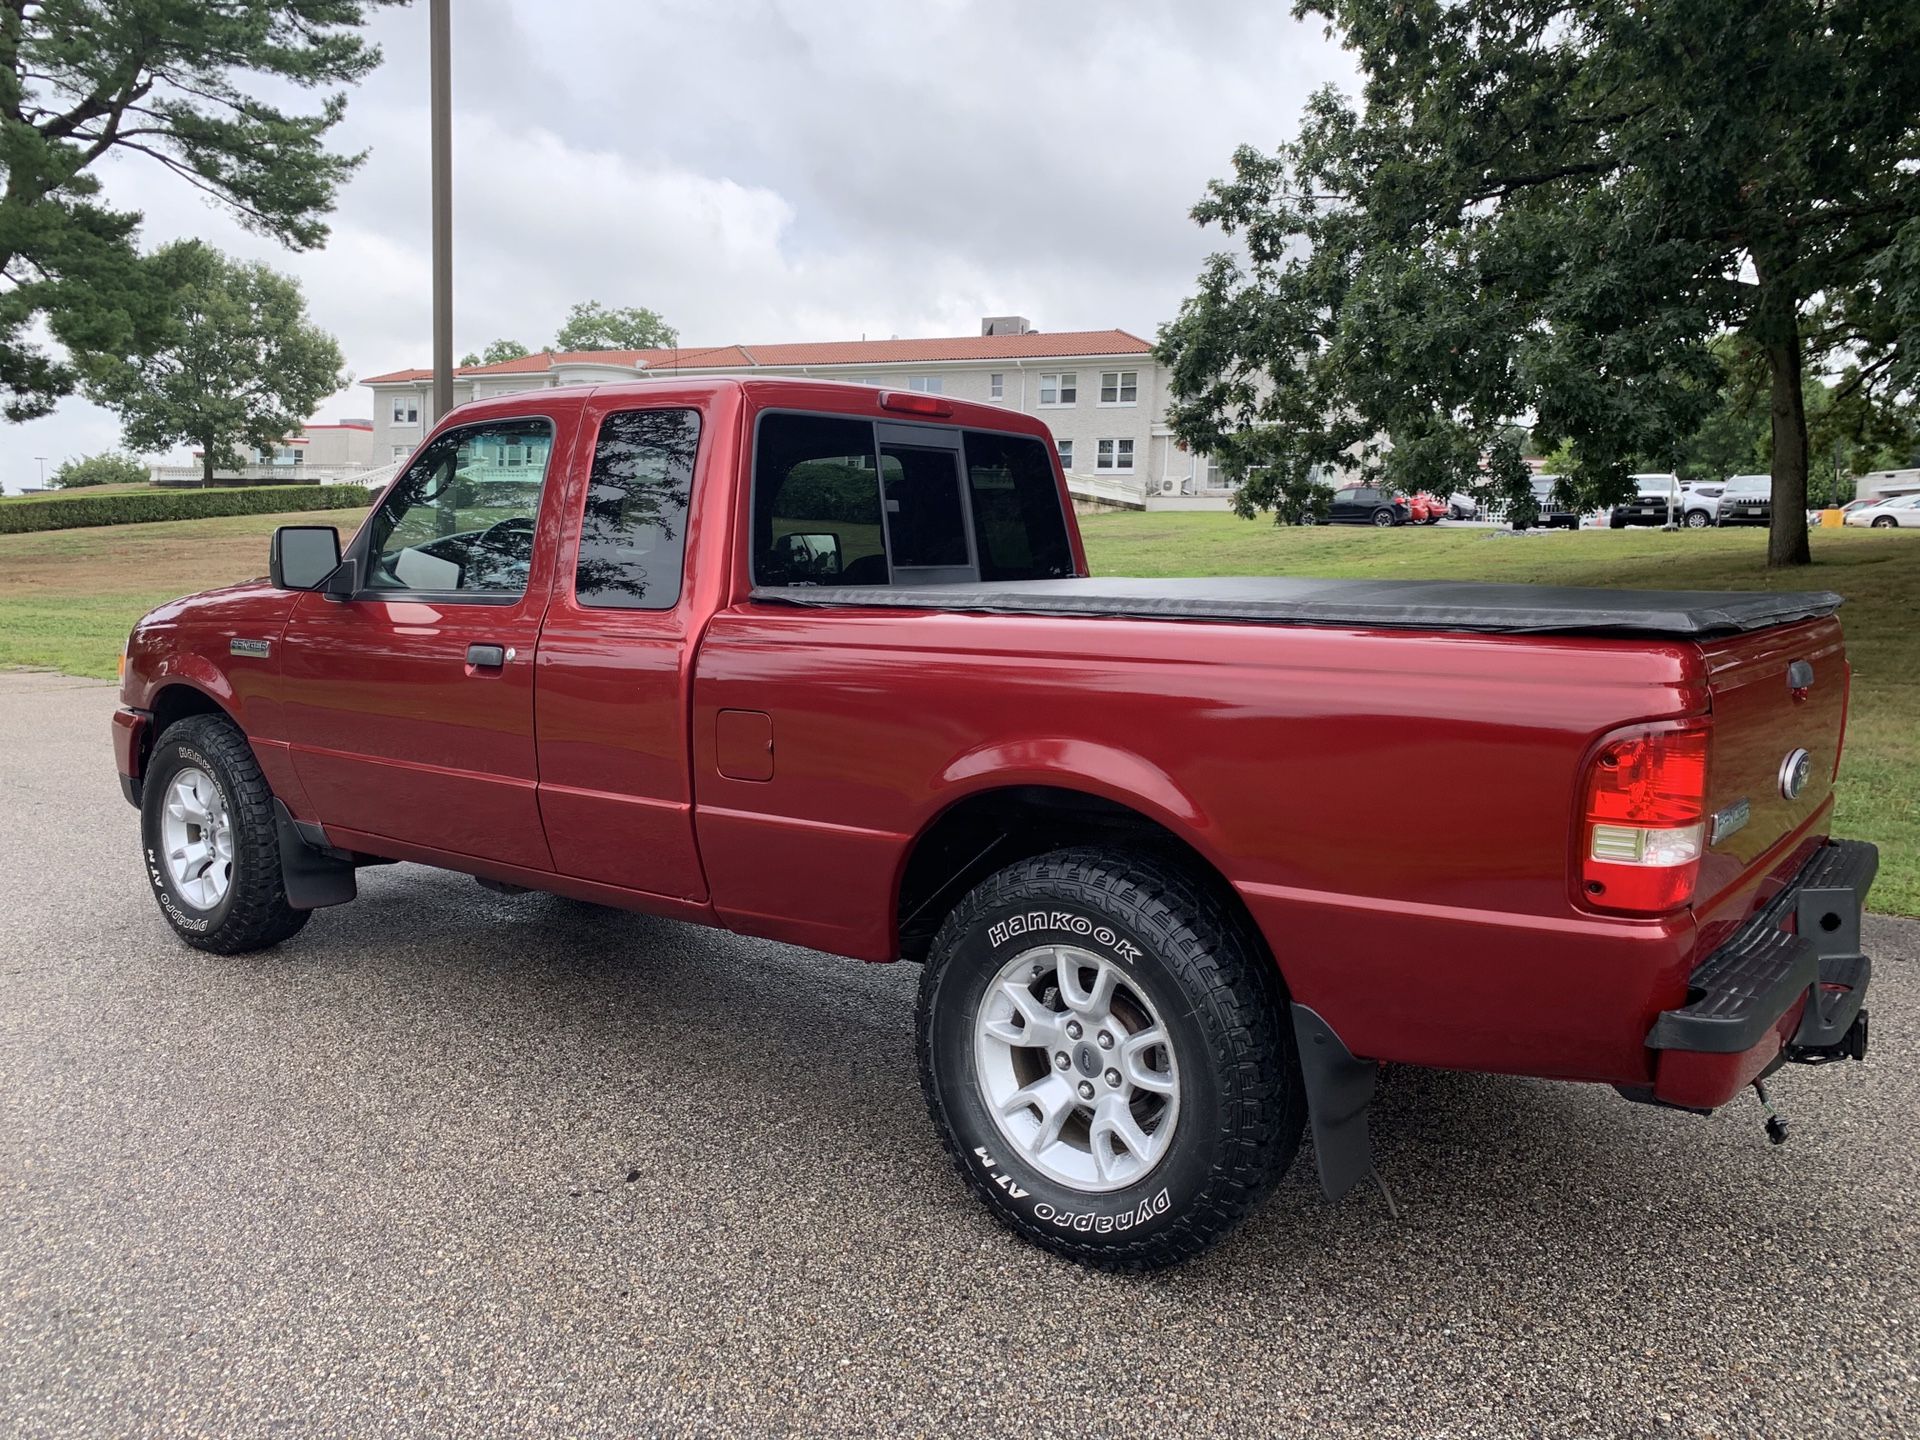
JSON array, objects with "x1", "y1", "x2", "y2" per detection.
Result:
[{"x1": 751, "y1": 576, "x2": 1842, "y2": 639}]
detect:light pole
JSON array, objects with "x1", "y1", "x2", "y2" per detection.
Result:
[
  {"x1": 35, "y1": 456, "x2": 47, "y2": 488},
  {"x1": 429, "y1": 0, "x2": 453, "y2": 422}
]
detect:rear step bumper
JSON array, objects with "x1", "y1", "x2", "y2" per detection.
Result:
[{"x1": 1644, "y1": 839, "x2": 1876, "y2": 1109}]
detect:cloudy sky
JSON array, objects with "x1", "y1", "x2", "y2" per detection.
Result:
[{"x1": 4, "y1": 0, "x2": 1354, "y2": 491}]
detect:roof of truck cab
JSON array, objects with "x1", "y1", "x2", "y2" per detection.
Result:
[
  {"x1": 361, "y1": 329, "x2": 1154, "y2": 385},
  {"x1": 426, "y1": 375, "x2": 1058, "y2": 440}
]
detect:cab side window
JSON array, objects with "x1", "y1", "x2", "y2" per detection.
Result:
[
  {"x1": 752, "y1": 414, "x2": 888, "y2": 586},
  {"x1": 574, "y1": 408, "x2": 701, "y2": 610},
  {"x1": 364, "y1": 418, "x2": 553, "y2": 596}
]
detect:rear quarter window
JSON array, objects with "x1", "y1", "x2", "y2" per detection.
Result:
[
  {"x1": 961, "y1": 430, "x2": 1074, "y2": 580},
  {"x1": 574, "y1": 407, "x2": 700, "y2": 610}
]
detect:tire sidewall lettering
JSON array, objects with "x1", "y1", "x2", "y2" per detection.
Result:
[
  {"x1": 944, "y1": 901, "x2": 1210, "y2": 1242},
  {"x1": 985, "y1": 910, "x2": 1142, "y2": 962}
]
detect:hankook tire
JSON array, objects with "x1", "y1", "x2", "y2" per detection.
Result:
[
  {"x1": 917, "y1": 847, "x2": 1304, "y2": 1270},
  {"x1": 140, "y1": 714, "x2": 309, "y2": 954}
]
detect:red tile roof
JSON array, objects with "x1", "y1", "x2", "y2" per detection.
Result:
[{"x1": 360, "y1": 329, "x2": 1153, "y2": 386}]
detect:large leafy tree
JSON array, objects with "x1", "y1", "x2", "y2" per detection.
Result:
[
  {"x1": 85, "y1": 241, "x2": 345, "y2": 485},
  {"x1": 1676, "y1": 337, "x2": 1920, "y2": 503},
  {"x1": 1158, "y1": 0, "x2": 1920, "y2": 565},
  {"x1": 0, "y1": 0, "x2": 394, "y2": 421},
  {"x1": 50, "y1": 450, "x2": 147, "y2": 487},
  {"x1": 554, "y1": 300, "x2": 677, "y2": 352}
]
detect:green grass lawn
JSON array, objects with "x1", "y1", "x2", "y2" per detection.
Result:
[
  {"x1": 2, "y1": 505, "x2": 1913, "y2": 913},
  {"x1": 0, "y1": 505, "x2": 371, "y2": 678}
]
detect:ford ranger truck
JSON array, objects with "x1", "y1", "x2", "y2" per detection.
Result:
[{"x1": 112, "y1": 378, "x2": 1875, "y2": 1271}]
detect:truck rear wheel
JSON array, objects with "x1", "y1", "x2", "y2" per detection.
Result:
[
  {"x1": 139, "y1": 714, "x2": 309, "y2": 954},
  {"x1": 916, "y1": 847, "x2": 1303, "y2": 1270}
]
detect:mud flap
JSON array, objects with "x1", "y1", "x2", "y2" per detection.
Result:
[
  {"x1": 1291, "y1": 1003, "x2": 1387, "y2": 1208},
  {"x1": 273, "y1": 801, "x2": 356, "y2": 910}
]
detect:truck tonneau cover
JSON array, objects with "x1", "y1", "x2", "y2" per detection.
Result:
[{"x1": 752, "y1": 576, "x2": 1843, "y2": 638}]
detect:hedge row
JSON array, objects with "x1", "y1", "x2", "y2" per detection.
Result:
[{"x1": 0, "y1": 483, "x2": 374, "y2": 535}]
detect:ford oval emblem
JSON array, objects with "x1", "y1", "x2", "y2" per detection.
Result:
[{"x1": 1778, "y1": 748, "x2": 1813, "y2": 801}]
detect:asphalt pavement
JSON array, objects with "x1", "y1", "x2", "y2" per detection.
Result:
[{"x1": 2, "y1": 671, "x2": 1915, "y2": 1438}]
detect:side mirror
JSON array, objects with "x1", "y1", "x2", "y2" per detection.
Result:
[
  {"x1": 322, "y1": 555, "x2": 362, "y2": 602},
  {"x1": 772, "y1": 530, "x2": 843, "y2": 580},
  {"x1": 270, "y1": 526, "x2": 341, "y2": 590}
]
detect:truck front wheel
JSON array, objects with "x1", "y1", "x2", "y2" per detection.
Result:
[
  {"x1": 916, "y1": 847, "x2": 1304, "y2": 1269},
  {"x1": 139, "y1": 714, "x2": 309, "y2": 954}
]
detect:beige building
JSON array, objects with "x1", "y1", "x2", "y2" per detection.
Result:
[
  {"x1": 150, "y1": 419, "x2": 378, "y2": 487},
  {"x1": 360, "y1": 319, "x2": 1234, "y2": 508}
]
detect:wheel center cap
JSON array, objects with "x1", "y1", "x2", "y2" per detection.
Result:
[{"x1": 1073, "y1": 1042, "x2": 1102, "y2": 1078}]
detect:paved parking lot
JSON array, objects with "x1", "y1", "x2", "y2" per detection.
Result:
[{"x1": 2, "y1": 671, "x2": 1915, "y2": 1438}]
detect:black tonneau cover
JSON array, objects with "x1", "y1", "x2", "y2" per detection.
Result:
[{"x1": 750, "y1": 576, "x2": 1842, "y2": 639}]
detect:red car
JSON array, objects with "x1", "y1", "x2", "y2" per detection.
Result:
[
  {"x1": 1406, "y1": 492, "x2": 1446, "y2": 524},
  {"x1": 112, "y1": 377, "x2": 1874, "y2": 1269}
]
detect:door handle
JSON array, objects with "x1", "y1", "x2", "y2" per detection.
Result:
[{"x1": 466, "y1": 643, "x2": 506, "y2": 668}]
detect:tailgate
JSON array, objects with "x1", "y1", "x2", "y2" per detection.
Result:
[{"x1": 1694, "y1": 617, "x2": 1848, "y2": 903}]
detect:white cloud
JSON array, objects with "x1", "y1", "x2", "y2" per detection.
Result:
[{"x1": 2, "y1": 0, "x2": 1353, "y2": 489}]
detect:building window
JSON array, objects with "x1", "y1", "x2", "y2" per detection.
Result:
[
  {"x1": 1099, "y1": 371, "x2": 1139, "y2": 405},
  {"x1": 909, "y1": 375, "x2": 944, "y2": 394},
  {"x1": 392, "y1": 445, "x2": 411, "y2": 460},
  {"x1": 1057, "y1": 439, "x2": 1073, "y2": 471},
  {"x1": 1038, "y1": 372, "x2": 1077, "y2": 407},
  {"x1": 1096, "y1": 438, "x2": 1135, "y2": 473},
  {"x1": 989, "y1": 372, "x2": 1004, "y2": 400},
  {"x1": 391, "y1": 397, "x2": 420, "y2": 425}
]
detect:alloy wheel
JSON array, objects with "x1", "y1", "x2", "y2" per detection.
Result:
[
  {"x1": 160, "y1": 766, "x2": 234, "y2": 910},
  {"x1": 974, "y1": 945, "x2": 1180, "y2": 1192}
]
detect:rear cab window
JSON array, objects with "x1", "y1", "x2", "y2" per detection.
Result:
[{"x1": 752, "y1": 411, "x2": 1074, "y2": 587}]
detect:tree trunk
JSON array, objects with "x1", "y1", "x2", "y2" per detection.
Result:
[
  {"x1": 200, "y1": 442, "x2": 217, "y2": 489},
  {"x1": 1759, "y1": 286, "x2": 1812, "y2": 567}
]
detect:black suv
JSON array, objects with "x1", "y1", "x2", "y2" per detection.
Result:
[
  {"x1": 1717, "y1": 474, "x2": 1772, "y2": 525},
  {"x1": 1306, "y1": 486, "x2": 1410, "y2": 526},
  {"x1": 1610, "y1": 474, "x2": 1684, "y2": 528}
]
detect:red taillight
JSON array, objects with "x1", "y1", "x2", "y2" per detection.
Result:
[
  {"x1": 1580, "y1": 720, "x2": 1710, "y2": 914},
  {"x1": 879, "y1": 390, "x2": 954, "y2": 418}
]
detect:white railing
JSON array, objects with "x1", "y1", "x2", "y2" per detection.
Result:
[
  {"x1": 342, "y1": 458, "x2": 405, "y2": 492},
  {"x1": 1065, "y1": 472, "x2": 1147, "y2": 509},
  {"x1": 148, "y1": 463, "x2": 386, "y2": 488}
]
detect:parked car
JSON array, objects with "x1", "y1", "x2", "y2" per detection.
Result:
[
  {"x1": 1307, "y1": 485, "x2": 1409, "y2": 526},
  {"x1": 1717, "y1": 474, "x2": 1773, "y2": 525},
  {"x1": 1611, "y1": 473, "x2": 1684, "y2": 528},
  {"x1": 1829, "y1": 497, "x2": 1886, "y2": 523},
  {"x1": 1516, "y1": 475, "x2": 1581, "y2": 530},
  {"x1": 1447, "y1": 492, "x2": 1479, "y2": 520},
  {"x1": 111, "y1": 376, "x2": 1876, "y2": 1270},
  {"x1": 1406, "y1": 492, "x2": 1446, "y2": 525},
  {"x1": 1680, "y1": 483, "x2": 1724, "y2": 528},
  {"x1": 1844, "y1": 493, "x2": 1920, "y2": 528}
]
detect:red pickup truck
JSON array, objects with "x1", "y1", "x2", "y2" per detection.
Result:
[{"x1": 113, "y1": 378, "x2": 1875, "y2": 1269}]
